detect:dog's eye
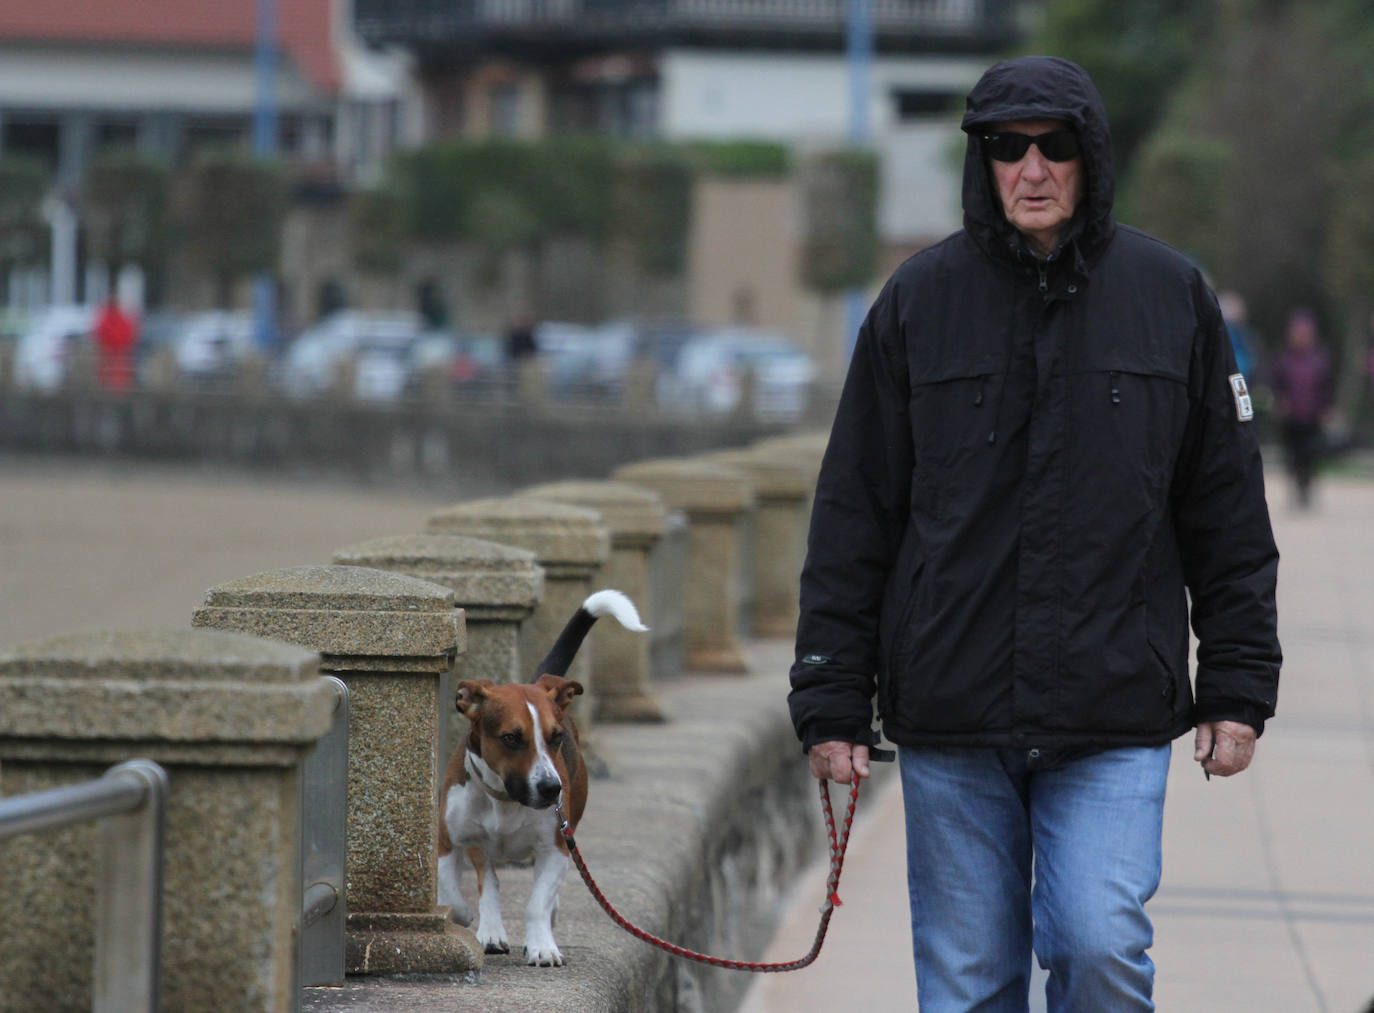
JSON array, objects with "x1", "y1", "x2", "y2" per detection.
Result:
[
  {"x1": 548, "y1": 730, "x2": 565, "y2": 749},
  {"x1": 499, "y1": 732, "x2": 523, "y2": 750}
]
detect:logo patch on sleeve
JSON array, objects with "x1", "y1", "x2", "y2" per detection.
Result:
[{"x1": 1229, "y1": 373, "x2": 1254, "y2": 422}]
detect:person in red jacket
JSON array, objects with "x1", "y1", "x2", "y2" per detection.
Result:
[{"x1": 94, "y1": 297, "x2": 138, "y2": 392}]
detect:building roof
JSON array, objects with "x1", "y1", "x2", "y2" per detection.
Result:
[{"x1": 0, "y1": 0, "x2": 340, "y2": 93}]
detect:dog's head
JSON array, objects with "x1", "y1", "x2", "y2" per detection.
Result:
[{"x1": 456, "y1": 676, "x2": 583, "y2": 809}]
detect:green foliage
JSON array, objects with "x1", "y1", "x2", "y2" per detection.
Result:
[
  {"x1": 393, "y1": 137, "x2": 615, "y2": 247},
  {"x1": 0, "y1": 154, "x2": 50, "y2": 269},
  {"x1": 799, "y1": 150, "x2": 879, "y2": 294},
  {"x1": 611, "y1": 149, "x2": 693, "y2": 277},
  {"x1": 84, "y1": 150, "x2": 171, "y2": 272},
  {"x1": 1325, "y1": 151, "x2": 1374, "y2": 305},
  {"x1": 1027, "y1": 0, "x2": 1215, "y2": 178},
  {"x1": 347, "y1": 185, "x2": 407, "y2": 275},
  {"x1": 1122, "y1": 131, "x2": 1231, "y2": 271},
  {"x1": 678, "y1": 140, "x2": 790, "y2": 179},
  {"x1": 180, "y1": 151, "x2": 286, "y2": 306}
]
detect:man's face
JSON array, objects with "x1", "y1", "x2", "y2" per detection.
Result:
[{"x1": 986, "y1": 119, "x2": 1083, "y2": 258}]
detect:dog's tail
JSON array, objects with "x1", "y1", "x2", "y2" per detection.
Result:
[{"x1": 533, "y1": 589, "x2": 648, "y2": 679}]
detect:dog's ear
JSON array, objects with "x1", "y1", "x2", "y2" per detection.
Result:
[
  {"x1": 535, "y1": 674, "x2": 584, "y2": 713},
  {"x1": 455, "y1": 680, "x2": 494, "y2": 719}
]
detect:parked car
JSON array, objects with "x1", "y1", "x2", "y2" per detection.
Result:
[
  {"x1": 170, "y1": 311, "x2": 257, "y2": 386},
  {"x1": 534, "y1": 321, "x2": 637, "y2": 399},
  {"x1": 12, "y1": 305, "x2": 96, "y2": 392},
  {"x1": 278, "y1": 310, "x2": 421, "y2": 400},
  {"x1": 654, "y1": 328, "x2": 817, "y2": 421},
  {"x1": 407, "y1": 330, "x2": 505, "y2": 396}
]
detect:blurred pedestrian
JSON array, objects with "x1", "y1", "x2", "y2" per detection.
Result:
[
  {"x1": 93, "y1": 296, "x2": 137, "y2": 392},
  {"x1": 789, "y1": 56, "x2": 1280, "y2": 1012},
  {"x1": 1218, "y1": 289, "x2": 1259, "y2": 380},
  {"x1": 1270, "y1": 307, "x2": 1333, "y2": 508},
  {"x1": 505, "y1": 313, "x2": 538, "y2": 363}
]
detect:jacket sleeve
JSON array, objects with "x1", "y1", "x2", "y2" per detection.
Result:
[
  {"x1": 1172, "y1": 283, "x2": 1282, "y2": 734},
  {"x1": 788, "y1": 279, "x2": 914, "y2": 751}
]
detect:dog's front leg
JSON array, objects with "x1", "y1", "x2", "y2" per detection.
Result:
[
  {"x1": 471, "y1": 850, "x2": 511, "y2": 954},
  {"x1": 524, "y1": 846, "x2": 571, "y2": 966},
  {"x1": 437, "y1": 846, "x2": 474, "y2": 927}
]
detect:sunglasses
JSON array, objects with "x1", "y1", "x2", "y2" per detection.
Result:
[{"x1": 981, "y1": 130, "x2": 1081, "y2": 163}]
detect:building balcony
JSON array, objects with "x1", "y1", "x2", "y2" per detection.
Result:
[{"x1": 355, "y1": 0, "x2": 1021, "y2": 58}]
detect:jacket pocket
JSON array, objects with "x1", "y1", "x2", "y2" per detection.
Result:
[{"x1": 1146, "y1": 634, "x2": 1177, "y2": 708}]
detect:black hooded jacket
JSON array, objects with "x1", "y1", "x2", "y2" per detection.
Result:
[{"x1": 788, "y1": 57, "x2": 1281, "y2": 754}]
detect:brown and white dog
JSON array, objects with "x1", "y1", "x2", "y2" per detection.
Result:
[{"x1": 437, "y1": 588, "x2": 646, "y2": 966}]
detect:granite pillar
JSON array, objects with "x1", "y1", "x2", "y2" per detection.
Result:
[
  {"x1": 611, "y1": 458, "x2": 755, "y2": 673},
  {"x1": 699, "y1": 448, "x2": 811, "y2": 637},
  {"x1": 191, "y1": 565, "x2": 478, "y2": 976},
  {"x1": 423, "y1": 498, "x2": 608, "y2": 724},
  {"x1": 519, "y1": 480, "x2": 668, "y2": 722},
  {"x1": 0, "y1": 629, "x2": 336, "y2": 1012},
  {"x1": 331, "y1": 533, "x2": 543, "y2": 769}
]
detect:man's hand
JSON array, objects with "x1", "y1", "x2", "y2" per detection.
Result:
[
  {"x1": 808, "y1": 741, "x2": 871, "y2": 784},
  {"x1": 1194, "y1": 720, "x2": 1257, "y2": 778}
]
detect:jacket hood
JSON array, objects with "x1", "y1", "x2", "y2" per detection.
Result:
[{"x1": 959, "y1": 56, "x2": 1115, "y2": 260}]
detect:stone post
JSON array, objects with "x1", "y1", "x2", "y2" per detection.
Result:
[
  {"x1": 331, "y1": 533, "x2": 544, "y2": 767},
  {"x1": 191, "y1": 565, "x2": 480, "y2": 976},
  {"x1": 750, "y1": 430, "x2": 830, "y2": 485},
  {"x1": 699, "y1": 448, "x2": 811, "y2": 637},
  {"x1": 0, "y1": 629, "x2": 336, "y2": 1012},
  {"x1": 424, "y1": 497, "x2": 609, "y2": 722},
  {"x1": 612, "y1": 457, "x2": 755, "y2": 673},
  {"x1": 519, "y1": 479, "x2": 668, "y2": 722}
]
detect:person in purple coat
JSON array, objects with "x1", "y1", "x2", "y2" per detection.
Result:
[{"x1": 1271, "y1": 307, "x2": 1334, "y2": 508}]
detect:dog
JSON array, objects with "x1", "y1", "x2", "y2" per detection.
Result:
[{"x1": 437, "y1": 588, "x2": 647, "y2": 966}]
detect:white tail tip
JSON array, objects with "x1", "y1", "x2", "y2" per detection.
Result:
[{"x1": 582, "y1": 589, "x2": 648, "y2": 632}]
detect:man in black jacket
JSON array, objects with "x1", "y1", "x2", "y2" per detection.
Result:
[{"x1": 788, "y1": 56, "x2": 1280, "y2": 1011}]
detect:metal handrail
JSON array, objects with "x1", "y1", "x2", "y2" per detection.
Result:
[{"x1": 0, "y1": 759, "x2": 168, "y2": 1013}]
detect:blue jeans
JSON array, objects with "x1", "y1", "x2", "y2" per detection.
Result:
[{"x1": 898, "y1": 744, "x2": 1171, "y2": 1012}]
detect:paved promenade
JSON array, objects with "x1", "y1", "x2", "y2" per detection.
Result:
[
  {"x1": 3, "y1": 457, "x2": 1371, "y2": 1011},
  {"x1": 744, "y1": 474, "x2": 1374, "y2": 1013}
]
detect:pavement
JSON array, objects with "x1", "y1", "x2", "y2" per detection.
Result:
[
  {"x1": 742, "y1": 473, "x2": 1374, "y2": 1013},
  {"x1": 4, "y1": 457, "x2": 1373, "y2": 1012}
]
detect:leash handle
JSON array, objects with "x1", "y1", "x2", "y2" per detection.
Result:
[{"x1": 561, "y1": 775, "x2": 861, "y2": 973}]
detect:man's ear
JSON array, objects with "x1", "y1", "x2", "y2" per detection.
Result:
[
  {"x1": 455, "y1": 680, "x2": 494, "y2": 720},
  {"x1": 535, "y1": 674, "x2": 584, "y2": 713}
]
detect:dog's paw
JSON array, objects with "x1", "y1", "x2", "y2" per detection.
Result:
[
  {"x1": 523, "y1": 926, "x2": 563, "y2": 966},
  {"x1": 475, "y1": 925, "x2": 510, "y2": 955},
  {"x1": 447, "y1": 900, "x2": 474, "y2": 927},
  {"x1": 523, "y1": 942, "x2": 564, "y2": 967}
]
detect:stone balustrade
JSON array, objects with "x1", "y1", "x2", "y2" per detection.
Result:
[
  {"x1": 0, "y1": 433, "x2": 841, "y2": 1012},
  {"x1": 0, "y1": 629, "x2": 335, "y2": 1012}
]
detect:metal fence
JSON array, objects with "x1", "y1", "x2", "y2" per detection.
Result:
[{"x1": 0, "y1": 760, "x2": 169, "y2": 1013}]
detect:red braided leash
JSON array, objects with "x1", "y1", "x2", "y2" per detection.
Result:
[{"x1": 559, "y1": 776, "x2": 861, "y2": 972}]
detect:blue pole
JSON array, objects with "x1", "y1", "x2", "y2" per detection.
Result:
[
  {"x1": 253, "y1": 0, "x2": 280, "y2": 349},
  {"x1": 844, "y1": 0, "x2": 873, "y2": 361}
]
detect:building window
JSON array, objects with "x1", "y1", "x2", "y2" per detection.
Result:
[
  {"x1": 891, "y1": 89, "x2": 960, "y2": 121},
  {"x1": 489, "y1": 82, "x2": 522, "y2": 137}
]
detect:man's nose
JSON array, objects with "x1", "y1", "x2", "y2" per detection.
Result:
[{"x1": 1020, "y1": 150, "x2": 1050, "y2": 179}]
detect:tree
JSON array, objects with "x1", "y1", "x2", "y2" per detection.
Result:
[
  {"x1": 1027, "y1": 0, "x2": 1215, "y2": 180},
  {"x1": 1324, "y1": 150, "x2": 1374, "y2": 430},
  {"x1": 798, "y1": 150, "x2": 879, "y2": 294},
  {"x1": 0, "y1": 155, "x2": 50, "y2": 279},
  {"x1": 84, "y1": 150, "x2": 171, "y2": 285},
  {"x1": 180, "y1": 151, "x2": 287, "y2": 308}
]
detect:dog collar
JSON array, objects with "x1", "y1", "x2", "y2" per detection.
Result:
[{"x1": 465, "y1": 750, "x2": 512, "y2": 801}]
